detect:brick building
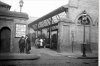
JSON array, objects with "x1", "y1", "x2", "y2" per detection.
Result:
[
  {"x1": 0, "y1": 1, "x2": 29, "y2": 53},
  {"x1": 29, "y1": 0, "x2": 98, "y2": 54}
]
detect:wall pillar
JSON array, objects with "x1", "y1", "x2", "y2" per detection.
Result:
[
  {"x1": 57, "y1": 22, "x2": 64, "y2": 52},
  {"x1": 58, "y1": 22, "x2": 72, "y2": 52}
]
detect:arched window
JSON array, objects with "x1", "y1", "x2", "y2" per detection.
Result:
[{"x1": 77, "y1": 10, "x2": 92, "y2": 25}]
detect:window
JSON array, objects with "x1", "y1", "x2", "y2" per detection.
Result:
[
  {"x1": 77, "y1": 11, "x2": 91, "y2": 25},
  {"x1": 78, "y1": 15, "x2": 90, "y2": 25},
  {"x1": 15, "y1": 24, "x2": 26, "y2": 37}
]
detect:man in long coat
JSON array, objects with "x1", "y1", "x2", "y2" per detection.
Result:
[
  {"x1": 25, "y1": 35, "x2": 31, "y2": 54},
  {"x1": 19, "y1": 36, "x2": 25, "y2": 53}
]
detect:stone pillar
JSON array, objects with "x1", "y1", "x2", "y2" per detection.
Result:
[
  {"x1": 57, "y1": 22, "x2": 64, "y2": 52},
  {"x1": 58, "y1": 22, "x2": 71, "y2": 52}
]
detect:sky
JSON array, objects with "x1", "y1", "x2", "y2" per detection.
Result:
[{"x1": 0, "y1": 0, "x2": 69, "y2": 17}]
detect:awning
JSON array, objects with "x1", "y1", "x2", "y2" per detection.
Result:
[{"x1": 28, "y1": 5, "x2": 68, "y2": 28}]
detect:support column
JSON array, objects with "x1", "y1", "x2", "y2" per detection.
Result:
[
  {"x1": 57, "y1": 22, "x2": 63, "y2": 52},
  {"x1": 49, "y1": 18, "x2": 52, "y2": 48},
  {"x1": 48, "y1": 27, "x2": 51, "y2": 48},
  {"x1": 41, "y1": 29, "x2": 42, "y2": 35},
  {"x1": 37, "y1": 24, "x2": 38, "y2": 38}
]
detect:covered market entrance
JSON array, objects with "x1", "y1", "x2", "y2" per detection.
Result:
[{"x1": 28, "y1": 6, "x2": 68, "y2": 51}]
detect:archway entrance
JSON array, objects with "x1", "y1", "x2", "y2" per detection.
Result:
[{"x1": 0, "y1": 27, "x2": 11, "y2": 53}]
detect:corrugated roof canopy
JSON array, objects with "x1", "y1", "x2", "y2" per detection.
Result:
[{"x1": 28, "y1": 5, "x2": 68, "y2": 27}]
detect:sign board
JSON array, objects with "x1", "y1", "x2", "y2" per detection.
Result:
[{"x1": 15, "y1": 24, "x2": 26, "y2": 37}]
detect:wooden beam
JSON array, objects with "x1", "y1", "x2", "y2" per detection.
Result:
[{"x1": 34, "y1": 23, "x2": 58, "y2": 31}]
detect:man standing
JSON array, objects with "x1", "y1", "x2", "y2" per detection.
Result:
[
  {"x1": 25, "y1": 35, "x2": 31, "y2": 54},
  {"x1": 35, "y1": 38, "x2": 40, "y2": 48},
  {"x1": 19, "y1": 36, "x2": 25, "y2": 53}
]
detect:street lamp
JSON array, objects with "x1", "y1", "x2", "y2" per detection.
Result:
[
  {"x1": 19, "y1": 0, "x2": 24, "y2": 12},
  {"x1": 71, "y1": 31, "x2": 74, "y2": 53},
  {"x1": 81, "y1": 11, "x2": 88, "y2": 57}
]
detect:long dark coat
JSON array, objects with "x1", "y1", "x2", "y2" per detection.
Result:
[
  {"x1": 19, "y1": 37, "x2": 25, "y2": 49},
  {"x1": 26, "y1": 37, "x2": 31, "y2": 51}
]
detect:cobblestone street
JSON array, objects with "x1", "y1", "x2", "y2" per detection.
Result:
[{"x1": 0, "y1": 47, "x2": 98, "y2": 66}]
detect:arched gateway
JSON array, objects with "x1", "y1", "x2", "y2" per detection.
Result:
[{"x1": 0, "y1": 27, "x2": 11, "y2": 53}]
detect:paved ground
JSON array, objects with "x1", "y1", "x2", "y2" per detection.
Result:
[
  {"x1": 30, "y1": 47, "x2": 98, "y2": 57},
  {"x1": 0, "y1": 47, "x2": 98, "y2": 66}
]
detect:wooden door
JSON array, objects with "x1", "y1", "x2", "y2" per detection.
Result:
[{"x1": 0, "y1": 27, "x2": 11, "y2": 53}]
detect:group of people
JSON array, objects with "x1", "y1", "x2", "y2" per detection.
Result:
[
  {"x1": 35, "y1": 38, "x2": 46, "y2": 48},
  {"x1": 19, "y1": 35, "x2": 31, "y2": 54}
]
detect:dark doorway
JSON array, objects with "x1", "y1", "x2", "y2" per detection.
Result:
[
  {"x1": 51, "y1": 30, "x2": 58, "y2": 50},
  {"x1": 0, "y1": 27, "x2": 11, "y2": 53}
]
